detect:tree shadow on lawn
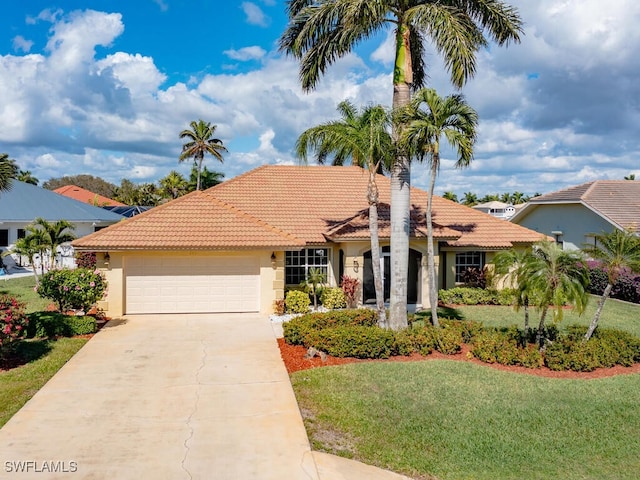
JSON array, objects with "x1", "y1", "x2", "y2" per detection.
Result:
[
  {"x1": 0, "y1": 339, "x2": 52, "y2": 371},
  {"x1": 413, "y1": 306, "x2": 465, "y2": 323}
]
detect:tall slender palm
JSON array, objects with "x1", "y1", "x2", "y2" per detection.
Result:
[
  {"x1": 399, "y1": 88, "x2": 477, "y2": 326},
  {"x1": 582, "y1": 229, "x2": 640, "y2": 342},
  {"x1": 179, "y1": 120, "x2": 227, "y2": 191},
  {"x1": 526, "y1": 241, "x2": 589, "y2": 346},
  {"x1": 0, "y1": 153, "x2": 18, "y2": 192},
  {"x1": 280, "y1": 0, "x2": 522, "y2": 330},
  {"x1": 296, "y1": 100, "x2": 394, "y2": 327},
  {"x1": 31, "y1": 218, "x2": 76, "y2": 269}
]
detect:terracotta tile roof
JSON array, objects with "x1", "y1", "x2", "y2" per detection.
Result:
[
  {"x1": 518, "y1": 180, "x2": 640, "y2": 234},
  {"x1": 73, "y1": 165, "x2": 545, "y2": 251},
  {"x1": 54, "y1": 185, "x2": 125, "y2": 207},
  {"x1": 72, "y1": 191, "x2": 305, "y2": 250}
]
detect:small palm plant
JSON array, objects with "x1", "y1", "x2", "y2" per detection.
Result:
[
  {"x1": 582, "y1": 229, "x2": 640, "y2": 342},
  {"x1": 306, "y1": 267, "x2": 327, "y2": 310}
]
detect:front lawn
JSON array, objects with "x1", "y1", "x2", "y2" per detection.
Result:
[
  {"x1": 0, "y1": 275, "x2": 50, "y2": 313},
  {"x1": 0, "y1": 338, "x2": 88, "y2": 427},
  {"x1": 292, "y1": 360, "x2": 640, "y2": 480}
]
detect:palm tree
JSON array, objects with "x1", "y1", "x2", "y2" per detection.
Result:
[
  {"x1": 2, "y1": 233, "x2": 45, "y2": 285},
  {"x1": 179, "y1": 120, "x2": 227, "y2": 191},
  {"x1": 442, "y1": 191, "x2": 458, "y2": 202},
  {"x1": 31, "y1": 218, "x2": 76, "y2": 269},
  {"x1": 582, "y1": 229, "x2": 640, "y2": 342},
  {"x1": 159, "y1": 171, "x2": 188, "y2": 200},
  {"x1": 0, "y1": 153, "x2": 18, "y2": 192},
  {"x1": 399, "y1": 88, "x2": 478, "y2": 327},
  {"x1": 187, "y1": 165, "x2": 225, "y2": 191},
  {"x1": 296, "y1": 100, "x2": 394, "y2": 327},
  {"x1": 493, "y1": 248, "x2": 535, "y2": 331},
  {"x1": 480, "y1": 193, "x2": 499, "y2": 203},
  {"x1": 526, "y1": 241, "x2": 589, "y2": 346},
  {"x1": 624, "y1": 174, "x2": 636, "y2": 180},
  {"x1": 510, "y1": 191, "x2": 525, "y2": 204},
  {"x1": 306, "y1": 267, "x2": 328, "y2": 310},
  {"x1": 462, "y1": 191, "x2": 478, "y2": 206},
  {"x1": 280, "y1": 0, "x2": 523, "y2": 330},
  {"x1": 17, "y1": 170, "x2": 39, "y2": 186}
]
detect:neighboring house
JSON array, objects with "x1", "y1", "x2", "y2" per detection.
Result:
[
  {"x1": 472, "y1": 201, "x2": 523, "y2": 220},
  {"x1": 73, "y1": 165, "x2": 545, "y2": 316},
  {"x1": 511, "y1": 180, "x2": 640, "y2": 250},
  {"x1": 102, "y1": 205, "x2": 152, "y2": 218},
  {"x1": 0, "y1": 181, "x2": 124, "y2": 265},
  {"x1": 53, "y1": 185, "x2": 125, "y2": 207}
]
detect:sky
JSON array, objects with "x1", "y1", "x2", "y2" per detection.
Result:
[{"x1": 0, "y1": 0, "x2": 638, "y2": 199}]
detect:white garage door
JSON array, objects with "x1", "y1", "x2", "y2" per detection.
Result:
[{"x1": 125, "y1": 256, "x2": 260, "y2": 314}]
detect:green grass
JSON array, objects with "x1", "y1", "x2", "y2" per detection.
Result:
[
  {"x1": 292, "y1": 360, "x2": 640, "y2": 480},
  {"x1": 0, "y1": 338, "x2": 87, "y2": 427},
  {"x1": 417, "y1": 295, "x2": 640, "y2": 337},
  {"x1": 0, "y1": 275, "x2": 49, "y2": 313}
]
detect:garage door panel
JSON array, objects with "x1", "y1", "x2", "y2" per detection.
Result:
[{"x1": 125, "y1": 256, "x2": 260, "y2": 314}]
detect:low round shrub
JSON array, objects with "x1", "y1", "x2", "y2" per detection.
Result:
[
  {"x1": 320, "y1": 287, "x2": 347, "y2": 309},
  {"x1": 0, "y1": 295, "x2": 28, "y2": 351},
  {"x1": 304, "y1": 325, "x2": 396, "y2": 359},
  {"x1": 285, "y1": 290, "x2": 310, "y2": 314},
  {"x1": 471, "y1": 327, "x2": 543, "y2": 368},
  {"x1": 283, "y1": 309, "x2": 378, "y2": 345},
  {"x1": 27, "y1": 312, "x2": 97, "y2": 338}
]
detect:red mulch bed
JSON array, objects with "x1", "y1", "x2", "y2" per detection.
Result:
[{"x1": 278, "y1": 338, "x2": 640, "y2": 379}]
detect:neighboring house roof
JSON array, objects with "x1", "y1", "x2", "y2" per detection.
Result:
[
  {"x1": 0, "y1": 181, "x2": 125, "y2": 223},
  {"x1": 473, "y1": 201, "x2": 511, "y2": 209},
  {"x1": 53, "y1": 185, "x2": 126, "y2": 207},
  {"x1": 511, "y1": 180, "x2": 640, "y2": 234},
  {"x1": 73, "y1": 165, "x2": 545, "y2": 251},
  {"x1": 102, "y1": 205, "x2": 152, "y2": 218}
]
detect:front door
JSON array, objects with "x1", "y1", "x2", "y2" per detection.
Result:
[{"x1": 363, "y1": 247, "x2": 421, "y2": 304}]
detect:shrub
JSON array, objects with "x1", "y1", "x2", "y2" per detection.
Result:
[
  {"x1": 283, "y1": 309, "x2": 378, "y2": 345},
  {"x1": 37, "y1": 268, "x2": 107, "y2": 312},
  {"x1": 0, "y1": 295, "x2": 28, "y2": 351},
  {"x1": 285, "y1": 290, "x2": 311, "y2": 314},
  {"x1": 439, "y1": 287, "x2": 496, "y2": 305},
  {"x1": 461, "y1": 267, "x2": 487, "y2": 288},
  {"x1": 75, "y1": 251, "x2": 97, "y2": 269},
  {"x1": 320, "y1": 287, "x2": 347, "y2": 309},
  {"x1": 544, "y1": 325, "x2": 640, "y2": 372},
  {"x1": 586, "y1": 262, "x2": 640, "y2": 304},
  {"x1": 304, "y1": 325, "x2": 396, "y2": 359},
  {"x1": 27, "y1": 312, "x2": 97, "y2": 338},
  {"x1": 274, "y1": 298, "x2": 286, "y2": 316},
  {"x1": 340, "y1": 275, "x2": 360, "y2": 308},
  {"x1": 471, "y1": 327, "x2": 543, "y2": 368}
]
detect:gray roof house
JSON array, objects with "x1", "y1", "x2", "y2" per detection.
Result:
[
  {"x1": 510, "y1": 180, "x2": 640, "y2": 250},
  {"x1": 0, "y1": 181, "x2": 124, "y2": 264}
]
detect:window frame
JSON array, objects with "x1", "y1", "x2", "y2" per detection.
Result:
[
  {"x1": 285, "y1": 248, "x2": 329, "y2": 285},
  {"x1": 454, "y1": 251, "x2": 485, "y2": 283}
]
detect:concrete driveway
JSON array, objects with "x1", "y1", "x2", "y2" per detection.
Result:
[{"x1": 0, "y1": 314, "x2": 412, "y2": 480}]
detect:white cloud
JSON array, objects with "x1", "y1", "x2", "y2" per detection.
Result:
[
  {"x1": 12, "y1": 36, "x2": 34, "y2": 53},
  {"x1": 223, "y1": 46, "x2": 267, "y2": 62},
  {"x1": 241, "y1": 2, "x2": 269, "y2": 27}
]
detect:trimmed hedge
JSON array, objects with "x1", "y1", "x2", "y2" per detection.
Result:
[
  {"x1": 27, "y1": 312, "x2": 97, "y2": 338},
  {"x1": 283, "y1": 309, "x2": 378, "y2": 345},
  {"x1": 438, "y1": 287, "x2": 517, "y2": 306},
  {"x1": 471, "y1": 327, "x2": 544, "y2": 368},
  {"x1": 544, "y1": 326, "x2": 640, "y2": 372},
  {"x1": 305, "y1": 325, "x2": 395, "y2": 359}
]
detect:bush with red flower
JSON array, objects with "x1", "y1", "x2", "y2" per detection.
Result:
[
  {"x1": 37, "y1": 268, "x2": 107, "y2": 313},
  {"x1": 0, "y1": 295, "x2": 28, "y2": 351}
]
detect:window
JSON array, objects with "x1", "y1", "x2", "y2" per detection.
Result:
[
  {"x1": 285, "y1": 248, "x2": 328, "y2": 285},
  {"x1": 0, "y1": 229, "x2": 8, "y2": 247},
  {"x1": 455, "y1": 252, "x2": 485, "y2": 283},
  {"x1": 17, "y1": 229, "x2": 26, "y2": 240}
]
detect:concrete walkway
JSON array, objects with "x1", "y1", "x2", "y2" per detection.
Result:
[{"x1": 0, "y1": 314, "x2": 412, "y2": 479}]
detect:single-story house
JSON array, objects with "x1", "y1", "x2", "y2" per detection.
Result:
[
  {"x1": 0, "y1": 181, "x2": 124, "y2": 266},
  {"x1": 472, "y1": 201, "x2": 524, "y2": 220},
  {"x1": 53, "y1": 185, "x2": 126, "y2": 207},
  {"x1": 510, "y1": 180, "x2": 640, "y2": 250},
  {"x1": 72, "y1": 165, "x2": 546, "y2": 316}
]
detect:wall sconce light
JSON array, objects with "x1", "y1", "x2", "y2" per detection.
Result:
[
  {"x1": 271, "y1": 252, "x2": 277, "y2": 268},
  {"x1": 104, "y1": 252, "x2": 110, "y2": 265},
  {"x1": 353, "y1": 259, "x2": 359, "y2": 272}
]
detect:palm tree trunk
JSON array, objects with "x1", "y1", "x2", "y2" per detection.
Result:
[
  {"x1": 536, "y1": 305, "x2": 548, "y2": 347},
  {"x1": 523, "y1": 296, "x2": 529, "y2": 331},
  {"x1": 583, "y1": 283, "x2": 612, "y2": 342},
  {"x1": 369, "y1": 203, "x2": 386, "y2": 328},
  {"x1": 426, "y1": 158, "x2": 440, "y2": 327},
  {"x1": 196, "y1": 157, "x2": 203, "y2": 191},
  {"x1": 388, "y1": 25, "x2": 413, "y2": 331}
]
